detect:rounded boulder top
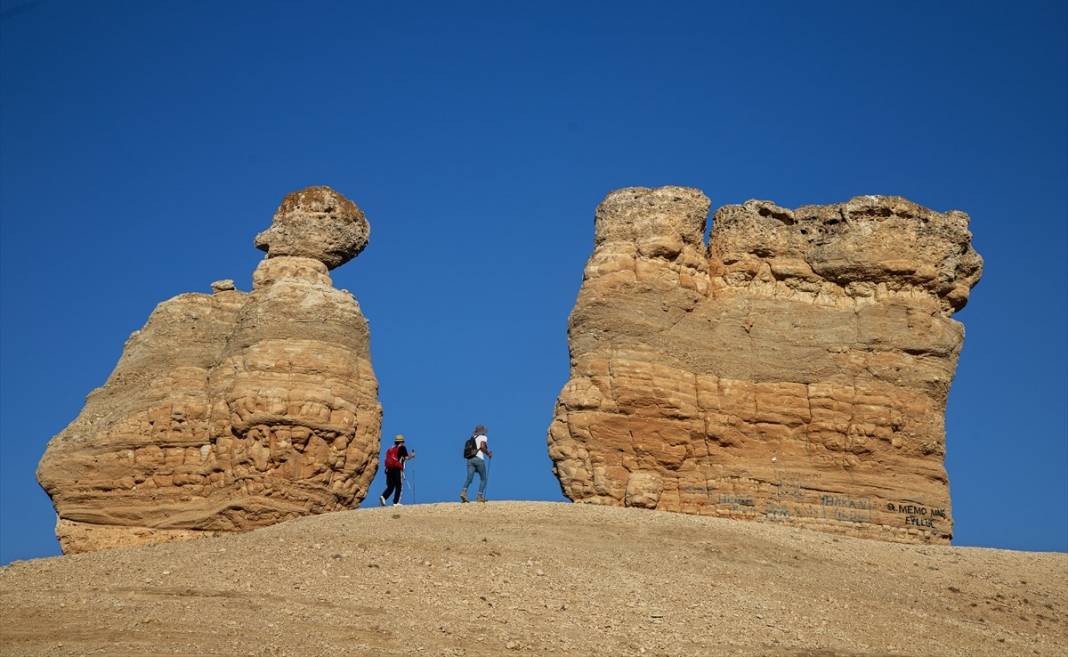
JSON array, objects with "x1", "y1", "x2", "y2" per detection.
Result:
[{"x1": 254, "y1": 185, "x2": 370, "y2": 270}]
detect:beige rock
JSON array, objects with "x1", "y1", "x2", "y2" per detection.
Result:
[
  {"x1": 548, "y1": 187, "x2": 983, "y2": 544},
  {"x1": 254, "y1": 185, "x2": 369, "y2": 269},
  {"x1": 37, "y1": 186, "x2": 382, "y2": 554}
]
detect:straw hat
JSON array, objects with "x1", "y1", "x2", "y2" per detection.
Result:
[{"x1": 393, "y1": 434, "x2": 405, "y2": 443}]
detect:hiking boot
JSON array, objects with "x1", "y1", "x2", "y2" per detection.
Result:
[
  {"x1": 459, "y1": 490, "x2": 469, "y2": 503},
  {"x1": 378, "y1": 495, "x2": 386, "y2": 507},
  {"x1": 476, "y1": 493, "x2": 486, "y2": 503}
]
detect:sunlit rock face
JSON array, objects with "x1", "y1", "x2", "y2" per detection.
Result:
[
  {"x1": 38, "y1": 186, "x2": 382, "y2": 554},
  {"x1": 548, "y1": 186, "x2": 983, "y2": 544}
]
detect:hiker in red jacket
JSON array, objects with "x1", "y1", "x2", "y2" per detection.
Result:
[{"x1": 379, "y1": 434, "x2": 415, "y2": 507}]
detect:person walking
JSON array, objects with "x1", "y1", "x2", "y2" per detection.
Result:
[
  {"x1": 379, "y1": 434, "x2": 415, "y2": 507},
  {"x1": 460, "y1": 424, "x2": 491, "y2": 503}
]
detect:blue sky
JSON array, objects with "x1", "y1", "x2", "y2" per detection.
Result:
[{"x1": 1, "y1": 1, "x2": 1065, "y2": 562}]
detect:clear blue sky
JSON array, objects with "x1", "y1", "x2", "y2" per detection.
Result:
[{"x1": 1, "y1": 1, "x2": 1065, "y2": 563}]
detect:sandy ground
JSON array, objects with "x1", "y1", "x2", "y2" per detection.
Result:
[{"x1": 0, "y1": 501, "x2": 1065, "y2": 657}]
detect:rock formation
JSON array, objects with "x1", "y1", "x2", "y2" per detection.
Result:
[
  {"x1": 548, "y1": 187, "x2": 983, "y2": 544},
  {"x1": 38, "y1": 186, "x2": 382, "y2": 554}
]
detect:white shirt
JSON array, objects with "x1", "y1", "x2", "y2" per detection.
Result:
[{"x1": 475, "y1": 434, "x2": 488, "y2": 460}]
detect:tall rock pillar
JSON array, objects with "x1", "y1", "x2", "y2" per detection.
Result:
[
  {"x1": 38, "y1": 186, "x2": 382, "y2": 553},
  {"x1": 548, "y1": 187, "x2": 982, "y2": 544}
]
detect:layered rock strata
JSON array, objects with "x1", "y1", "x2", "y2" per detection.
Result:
[
  {"x1": 548, "y1": 187, "x2": 983, "y2": 544},
  {"x1": 38, "y1": 186, "x2": 382, "y2": 554}
]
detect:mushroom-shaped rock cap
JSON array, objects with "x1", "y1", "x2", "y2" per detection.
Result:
[{"x1": 254, "y1": 186, "x2": 369, "y2": 270}]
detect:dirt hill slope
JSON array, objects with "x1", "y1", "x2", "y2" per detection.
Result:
[{"x1": 1, "y1": 502, "x2": 1064, "y2": 657}]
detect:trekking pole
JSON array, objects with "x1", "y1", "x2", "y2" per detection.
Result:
[{"x1": 404, "y1": 462, "x2": 415, "y2": 504}]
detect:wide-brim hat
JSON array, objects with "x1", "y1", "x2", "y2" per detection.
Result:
[{"x1": 393, "y1": 434, "x2": 405, "y2": 443}]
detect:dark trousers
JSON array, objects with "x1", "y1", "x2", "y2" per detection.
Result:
[{"x1": 382, "y1": 468, "x2": 403, "y2": 504}]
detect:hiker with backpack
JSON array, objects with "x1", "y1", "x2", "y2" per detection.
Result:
[
  {"x1": 459, "y1": 424, "x2": 492, "y2": 503},
  {"x1": 379, "y1": 434, "x2": 415, "y2": 507}
]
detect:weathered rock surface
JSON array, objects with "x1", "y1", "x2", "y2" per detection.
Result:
[
  {"x1": 548, "y1": 187, "x2": 983, "y2": 544},
  {"x1": 38, "y1": 186, "x2": 382, "y2": 554},
  {"x1": 254, "y1": 185, "x2": 370, "y2": 268}
]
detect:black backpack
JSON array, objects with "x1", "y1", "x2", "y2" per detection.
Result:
[{"x1": 463, "y1": 436, "x2": 479, "y2": 459}]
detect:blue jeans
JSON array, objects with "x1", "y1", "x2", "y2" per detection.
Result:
[{"x1": 463, "y1": 457, "x2": 488, "y2": 494}]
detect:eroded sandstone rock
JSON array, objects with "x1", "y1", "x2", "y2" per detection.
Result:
[
  {"x1": 548, "y1": 187, "x2": 982, "y2": 544},
  {"x1": 38, "y1": 186, "x2": 382, "y2": 554},
  {"x1": 254, "y1": 185, "x2": 369, "y2": 268}
]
